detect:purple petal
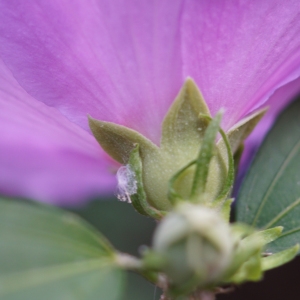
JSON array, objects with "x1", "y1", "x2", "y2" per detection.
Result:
[
  {"x1": 181, "y1": 0, "x2": 300, "y2": 130},
  {"x1": 1, "y1": 0, "x2": 300, "y2": 141},
  {"x1": 0, "y1": 59, "x2": 116, "y2": 204},
  {"x1": 238, "y1": 76, "x2": 300, "y2": 182},
  {"x1": 0, "y1": 0, "x2": 183, "y2": 144},
  {"x1": 1, "y1": 1, "x2": 300, "y2": 204}
]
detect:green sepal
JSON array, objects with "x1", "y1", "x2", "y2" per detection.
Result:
[
  {"x1": 127, "y1": 144, "x2": 166, "y2": 219},
  {"x1": 262, "y1": 244, "x2": 299, "y2": 271},
  {"x1": 223, "y1": 229, "x2": 263, "y2": 283},
  {"x1": 161, "y1": 78, "x2": 210, "y2": 152},
  {"x1": 167, "y1": 113, "x2": 233, "y2": 209},
  {"x1": 223, "y1": 226, "x2": 284, "y2": 284},
  {"x1": 230, "y1": 223, "x2": 255, "y2": 240},
  {"x1": 167, "y1": 112, "x2": 234, "y2": 215},
  {"x1": 217, "y1": 108, "x2": 267, "y2": 159},
  {"x1": 88, "y1": 116, "x2": 158, "y2": 164},
  {"x1": 250, "y1": 227, "x2": 283, "y2": 245},
  {"x1": 168, "y1": 159, "x2": 196, "y2": 204},
  {"x1": 158, "y1": 78, "x2": 224, "y2": 208},
  {"x1": 229, "y1": 251, "x2": 262, "y2": 283}
]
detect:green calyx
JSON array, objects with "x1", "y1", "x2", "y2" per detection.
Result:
[
  {"x1": 140, "y1": 205, "x2": 298, "y2": 298},
  {"x1": 89, "y1": 78, "x2": 265, "y2": 218},
  {"x1": 222, "y1": 225, "x2": 299, "y2": 284}
]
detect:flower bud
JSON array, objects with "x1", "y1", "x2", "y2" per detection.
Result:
[
  {"x1": 89, "y1": 79, "x2": 265, "y2": 216},
  {"x1": 152, "y1": 203, "x2": 234, "y2": 290}
]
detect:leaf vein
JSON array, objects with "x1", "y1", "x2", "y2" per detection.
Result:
[
  {"x1": 0, "y1": 258, "x2": 113, "y2": 295},
  {"x1": 251, "y1": 139, "x2": 300, "y2": 227},
  {"x1": 264, "y1": 198, "x2": 300, "y2": 229}
]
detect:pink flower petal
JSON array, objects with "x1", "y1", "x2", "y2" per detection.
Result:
[
  {"x1": 0, "y1": 59, "x2": 116, "y2": 204},
  {"x1": 1, "y1": 1, "x2": 300, "y2": 203},
  {"x1": 0, "y1": 0, "x2": 184, "y2": 144},
  {"x1": 239, "y1": 76, "x2": 300, "y2": 181},
  {"x1": 1, "y1": 1, "x2": 300, "y2": 141},
  {"x1": 181, "y1": 0, "x2": 300, "y2": 130}
]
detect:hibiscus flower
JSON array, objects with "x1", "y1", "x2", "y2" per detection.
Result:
[{"x1": 0, "y1": 0, "x2": 300, "y2": 204}]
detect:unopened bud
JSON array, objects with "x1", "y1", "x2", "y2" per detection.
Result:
[
  {"x1": 89, "y1": 79, "x2": 265, "y2": 216},
  {"x1": 152, "y1": 203, "x2": 234, "y2": 289}
]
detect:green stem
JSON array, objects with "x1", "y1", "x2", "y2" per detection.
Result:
[
  {"x1": 188, "y1": 291, "x2": 215, "y2": 300},
  {"x1": 190, "y1": 112, "x2": 222, "y2": 202},
  {"x1": 213, "y1": 127, "x2": 234, "y2": 205},
  {"x1": 115, "y1": 252, "x2": 161, "y2": 285},
  {"x1": 160, "y1": 291, "x2": 216, "y2": 300},
  {"x1": 199, "y1": 114, "x2": 234, "y2": 206},
  {"x1": 115, "y1": 253, "x2": 143, "y2": 270}
]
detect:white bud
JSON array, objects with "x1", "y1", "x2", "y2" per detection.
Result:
[{"x1": 153, "y1": 203, "x2": 234, "y2": 288}]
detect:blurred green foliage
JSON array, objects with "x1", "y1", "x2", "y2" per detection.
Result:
[
  {"x1": 71, "y1": 195, "x2": 300, "y2": 300},
  {"x1": 71, "y1": 198, "x2": 161, "y2": 300}
]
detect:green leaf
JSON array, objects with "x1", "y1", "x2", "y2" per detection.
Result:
[
  {"x1": 71, "y1": 200, "x2": 161, "y2": 300},
  {"x1": 0, "y1": 199, "x2": 125, "y2": 300},
  {"x1": 236, "y1": 99, "x2": 300, "y2": 254}
]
